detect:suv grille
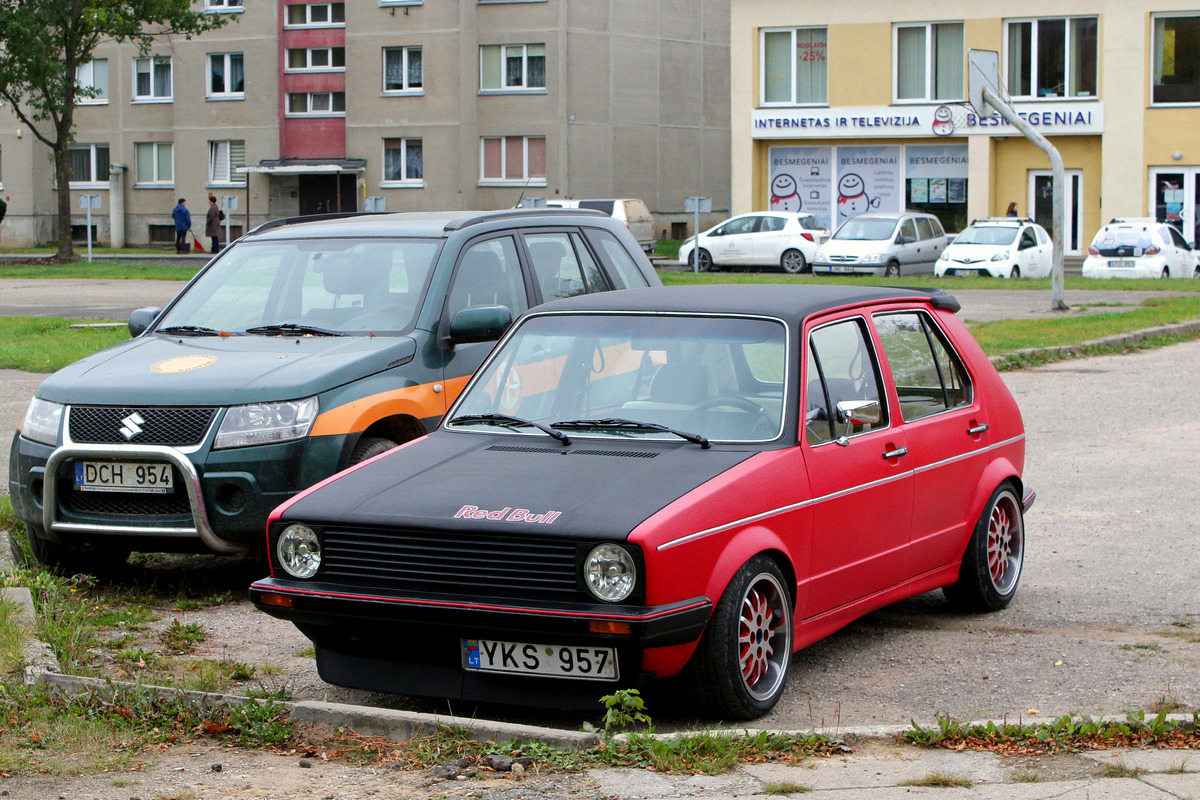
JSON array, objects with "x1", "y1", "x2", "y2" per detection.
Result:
[
  {"x1": 69, "y1": 406, "x2": 216, "y2": 446},
  {"x1": 320, "y1": 527, "x2": 582, "y2": 602}
]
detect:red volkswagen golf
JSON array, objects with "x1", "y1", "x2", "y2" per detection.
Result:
[{"x1": 251, "y1": 284, "x2": 1032, "y2": 719}]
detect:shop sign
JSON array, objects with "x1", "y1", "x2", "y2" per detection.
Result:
[
  {"x1": 836, "y1": 146, "x2": 901, "y2": 224},
  {"x1": 752, "y1": 102, "x2": 1104, "y2": 138},
  {"x1": 768, "y1": 146, "x2": 832, "y2": 224}
]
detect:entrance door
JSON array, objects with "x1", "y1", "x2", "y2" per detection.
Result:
[
  {"x1": 298, "y1": 173, "x2": 358, "y2": 216},
  {"x1": 1028, "y1": 170, "x2": 1082, "y2": 255},
  {"x1": 1149, "y1": 168, "x2": 1200, "y2": 246}
]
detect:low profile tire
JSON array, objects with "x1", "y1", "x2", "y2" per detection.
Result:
[
  {"x1": 13, "y1": 524, "x2": 129, "y2": 574},
  {"x1": 780, "y1": 249, "x2": 808, "y2": 274},
  {"x1": 685, "y1": 555, "x2": 793, "y2": 719},
  {"x1": 944, "y1": 483, "x2": 1025, "y2": 612},
  {"x1": 690, "y1": 249, "x2": 714, "y2": 272},
  {"x1": 884, "y1": 261, "x2": 901, "y2": 278},
  {"x1": 349, "y1": 436, "x2": 399, "y2": 464}
]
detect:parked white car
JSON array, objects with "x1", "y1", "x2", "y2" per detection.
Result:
[
  {"x1": 936, "y1": 218, "x2": 1053, "y2": 279},
  {"x1": 678, "y1": 212, "x2": 830, "y2": 273},
  {"x1": 1082, "y1": 218, "x2": 1198, "y2": 279}
]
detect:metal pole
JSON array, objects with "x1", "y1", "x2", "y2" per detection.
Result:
[
  {"x1": 85, "y1": 203, "x2": 93, "y2": 264},
  {"x1": 692, "y1": 206, "x2": 700, "y2": 273},
  {"x1": 984, "y1": 86, "x2": 1068, "y2": 311}
]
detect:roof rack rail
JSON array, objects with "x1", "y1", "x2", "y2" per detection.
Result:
[
  {"x1": 443, "y1": 207, "x2": 606, "y2": 232},
  {"x1": 249, "y1": 211, "x2": 381, "y2": 236}
]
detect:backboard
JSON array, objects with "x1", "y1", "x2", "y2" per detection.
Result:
[{"x1": 968, "y1": 49, "x2": 1006, "y2": 115}]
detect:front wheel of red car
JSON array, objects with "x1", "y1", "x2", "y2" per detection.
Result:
[
  {"x1": 944, "y1": 483, "x2": 1025, "y2": 612},
  {"x1": 685, "y1": 555, "x2": 792, "y2": 719}
]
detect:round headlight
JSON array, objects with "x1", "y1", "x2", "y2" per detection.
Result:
[
  {"x1": 584, "y1": 544, "x2": 636, "y2": 603},
  {"x1": 277, "y1": 524, "x2": 322, "y2": 579}
]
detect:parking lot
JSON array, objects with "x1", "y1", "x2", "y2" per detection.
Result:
[{"x1": 2, "y1": 279, "x2": 1198, "y2": 727}]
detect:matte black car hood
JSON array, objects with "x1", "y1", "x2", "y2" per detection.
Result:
[
  {"x1": 34, "y1": 334, "x2": 418, "y2": 406},
  {"x1": 282, "y1": 432, "x2": 758, "y2": 539}
]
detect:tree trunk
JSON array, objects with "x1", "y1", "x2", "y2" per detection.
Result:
[{"x1": 54, "y1": 115, "x2": 75, "y2": 262}]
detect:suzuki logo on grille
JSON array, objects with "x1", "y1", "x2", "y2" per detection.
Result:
[{"x1": 119, "y1": 412, "x2": 146, "y2": 441}]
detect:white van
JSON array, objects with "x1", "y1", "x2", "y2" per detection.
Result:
[{"x1": 575, "y1": 199, "x2": 656, "y2": 253}]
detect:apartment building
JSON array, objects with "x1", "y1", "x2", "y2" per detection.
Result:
[
  {"x1": 731, "y1": 1, "x2": 1200, "y2": 254},
  {"x1": 0, "y1": 0, "x2": 730, "y2": 247}
]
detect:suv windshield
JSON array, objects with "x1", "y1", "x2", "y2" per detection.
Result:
[
  {"x1": 833, "y1": 218, "x2": 898, "y2": 241},
  {"x1": 955, "y1": 226, "x2": 1018, "y2": 246},
  {"x1": 156, "y1": 238, "x2": 441, "y2": 335},
  {"x1": 451, "y1": 313, "x2": 787, "y2": 443}
]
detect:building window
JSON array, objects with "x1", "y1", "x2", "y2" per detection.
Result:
[
  {"x1": 895, "y1": 22, "x2": 963, "y2": 102},
  {"x1": 76, "y1": 59, "x2": 109, "y2": 104},
  {"x1": 133, "y1": 56, "x2": 172, "y2": 101},
  {"x1": 762, "y1": 28, "x2": 826, "y2": 106},
  {"x1": 383, "y1": 47, "x2": 423, "y2": 93},
  {"x1": 135, "y1": 142, "x2": 174, "y2": 185},
  {"x1": 1006, "y1": 17, "x2": 1097, "y2": 99},
  {"x1": 287, "y1": 47, "x2": 346, "y2": 72},
  {"x1": 208, "y1": 53, "x2": 245, "y2": 98},
  {"x1": 68, "y1": 144, "x2": 110, "y2": 187},
  {"x1": 1154, "y1": 15, "x2": 1200, "y2": 104},
  {"x1": 285, "y1": 2, "x2": 345, "y2": 27},
  {"x1": 480, "y1": 135, "x2": 546, "y2": 185},
  {"x1": 205, "y1": 0, "x2": 244, "y2": 11},
  {"x1": 286, "y1": 92, "x2": 346, "y2": 115},
  {"x1": 480, "y1": 44, "x2": 545, "y2": 92},
  {"x1": 209, "y1": 140, "x2": 246, "y2": 186},
  {"x1": 383, "y1": 138, "x2": 423, "y2": 185}
]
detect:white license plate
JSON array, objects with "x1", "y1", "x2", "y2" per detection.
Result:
[
  {"x1": 1109, "y1": 259, "x2": 1136, "y2": 268},
  {"x1": 74, "y1": 461, "x2": 173, "y2": 494},
  {"x1": 831, "y1": 265, "x2": 854, "y2": 273},
  {"x1": 463, "y1": 639, "x2": 618, "y2": 680}
]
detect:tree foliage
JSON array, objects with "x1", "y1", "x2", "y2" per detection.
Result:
[{"x1": 0, "y1": 1, "x2": 229, "y2": 260}]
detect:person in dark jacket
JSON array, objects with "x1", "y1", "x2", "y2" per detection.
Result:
[
  {"x1": 172, "y1": 198, "x2": 191, "y2": 253},
  {"x1": 206, "y1": 194, "x2": 224, "y2": 253}
]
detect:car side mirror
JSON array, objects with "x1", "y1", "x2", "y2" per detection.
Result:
[
  {"x1": 129, "y1": 307, "x2": 162, "y2": 337},
  {"x1": 448, "y1": 305, "x2": 513, "y2": 344},
  {"x1": 895, "y1": 235, "x2": 914, "y2": 245},
  {"x1": 835, "y1": 399, "x2": 881, "y2": 442}
]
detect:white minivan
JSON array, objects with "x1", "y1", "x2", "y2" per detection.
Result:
[
  {"x1": 813, "y1": 211, "x2": 948, "y2": 277},
  {"x1": 575, "y1": 199, "x2": 656, "y2": 254}
]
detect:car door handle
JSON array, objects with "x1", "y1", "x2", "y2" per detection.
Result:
[
  {"x1": 883, "y1": 446, "x2": 908, "y2": 459},
  {"x1": 968, "y1": 423, "x2": 990, "y2": 435}
]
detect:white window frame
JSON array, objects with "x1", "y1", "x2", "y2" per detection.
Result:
[
  {"x1": 284, "y1": 2, "x2": 345, "y2": 28},
  {"x1": 382, "y1": 138, "x2": 425, "y2": 187},
  {"x1": 68, "y1": 144, "x2": 110, "y2": 188},
  {"x1": 205, "y1": 0, "x2": 244, "y2": 12},
  {"x1": 479, "y1": 135, "x2": 547, "y2": 187},
  {"x1": 209, "y1": 140, "x2": 247, "y2": 187},
  {"x1": 893, "y1": 22, "x2": 964, "y2": 103},
  {"x1": 759, "y1": 27, "x2": 828, "y2": 107},
  {"x1": 286, "y1": 47, "x2": 346, "y2": 73},
  {"x1": 382, "y1": 46, "x2": 423, "y2": 95},
  {"x1": 134, "y1": 142, "x2": 174, "y2": 186},
  {"x1": 207, "y1": 53, "x2": 245, "y2": 99},
  {"x1": 379, "y1": 0, "x2": 422, "y2": 6},
  {"x1": 286, "y1": 91, "x2": 346, "y2": 117},
  {"x1": 1004, "y1": 16, "x2": 1098, "y2": 101},
  {"x1": 479, "y1": 43, "x2": 546, "y2": 93},
  {"x1": 76, "y1": 59, "x2": 109, "y2": 105},
  {"x1": 133, "y1": 56, "x2": 173, "y2": 102},
  {"x1": 1151, "y1": 12, "x2": 1200, "y2": 106}
]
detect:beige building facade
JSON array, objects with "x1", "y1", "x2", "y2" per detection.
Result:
[
  {"x1": 731, "y1": 0, "x2": 1200, "y2": 255},
  {"x1": 0, "y1": 0, "x2": 730, "y2": 248}
]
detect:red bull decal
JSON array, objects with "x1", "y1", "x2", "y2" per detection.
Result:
[{"x1": 454, "y1": 505, "x2": 562, "y2": 524}]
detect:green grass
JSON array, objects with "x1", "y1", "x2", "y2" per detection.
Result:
[
  {"x1": 661, "y1": 270, "x2": 1200, "y2": 293},
  {"x1": 0, "y1": 316, "x2": 131, "y2": 373},
  {"x1": 0, "y1": 261, "x2": 201, "y2": 281}
]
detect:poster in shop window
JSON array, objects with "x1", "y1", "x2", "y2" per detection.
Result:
[
  {"x1": 768, "y1": 146, "x2": 833, "y2": 230},
  {"x1": 836, "y1": 146, "x2": 901, "y2": 224},
  {"x1": 910, "y1": 178, "x2": 928, "y2": 204},
  {"x1": 929, "y1": 178, "x2": 947, "y2": 203}
]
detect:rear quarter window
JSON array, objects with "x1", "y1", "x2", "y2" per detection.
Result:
[{"x1": 592, "y1": 230, "x2": 651, "y2": 288}]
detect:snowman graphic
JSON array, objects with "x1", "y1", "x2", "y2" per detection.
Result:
[
  {"x1": 770, "y1": 173, "x2": 802, "y2": 212},
  {"x1": 932, "y1": 105, "x2": 955, "y2": 136},
  {"x1": 837, "y1": 173, "x2": 879, "y2": 220}
]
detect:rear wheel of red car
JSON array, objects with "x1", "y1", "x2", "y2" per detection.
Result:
[
  {"x1": 781, "y1": 249, "x2": 808, "y2": 274},
  {"x1": 944, "y1": 483, "x2": 1025, "y2": 612},
  {"x1": 686, "y1": 555, "x2": 792, "y2": 719},
  {"x1": 349, "y1": 436, "x2": 399, "y2": 464}
]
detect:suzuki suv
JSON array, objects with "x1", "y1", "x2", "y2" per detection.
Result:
[{"x1": 8, "y1": 209, "x2": 660, "y2": 570}]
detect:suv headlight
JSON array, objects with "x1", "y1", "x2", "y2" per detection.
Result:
[
  {"x1": 22, "y1": 398, "x2": 64, "y2": 446},
  {"x1": 277, "y1": 523, "x2": 322, "y2": 578},
  {"x1": 584, "y1": 544, "x2": 637, "y2": 603},
  {"x1": 991, "y1": 250, "x2": 1010, "y2": 262},
  {"x1": 214, "y1": 396, "x2": 318, "y2": 449}
]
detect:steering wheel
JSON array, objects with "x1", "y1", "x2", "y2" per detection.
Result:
[{"x1": 695, "y1": 396, "x2": 767, "y2": 414}]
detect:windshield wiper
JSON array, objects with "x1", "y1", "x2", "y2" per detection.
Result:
[
  {"x1": 552, "y1": 418, "x2": 709, "y2": 449},
  {"x1": 243, "y1": 323, "x2": 345, "y2": 337},
  {"x1": 447, "y1": 413, "x2": 571, "y2": 446},
  {"x1": 156, "y1": 325, "x2": 222, "y2": 337}
]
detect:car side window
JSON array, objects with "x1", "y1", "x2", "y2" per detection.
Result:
[
  {"x1": 899, "y1": 219, "x2": 917, "y2": 242},
  {"x1": 1168, "y1": 226, "x2": 1189, "y2": 249},
  {"x1": 760, "y1": 216, "x2": 786, "y2": 233},
  {"x1": 726, "y1": 216, "x2": 758, "y2": 235},
  {"x1": 806, "y1": 318, "x2": 886, "y2": 444},
  {"x1": 916, "y1": 217, "x2": 935, "y2": 241},
  {"x1": 1020, "y1": 228, "x2": 1037, "y2": 249},
  {"x1": 525, "y1": 231, "x2": 609, "y2": 302},
  {"x1": 446, "y1": 236, "x2": 529, "y2": 319},
  {"x1": 592, "y1": 230, "x2": 651, "y2": 288},
  {"x1": 874, "y1": 312, "x2": 973, "y2": 422},
  {"x1": 929, "y1": 216, "x2": 946, "y2": 237}
]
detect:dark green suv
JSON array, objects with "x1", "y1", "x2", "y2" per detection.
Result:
[{"x1": 8, "y1": 209, "x2": 660, "y2": 570}]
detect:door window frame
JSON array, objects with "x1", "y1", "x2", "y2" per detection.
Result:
[{"x1": 1028, "y1": 169, "x2": 1083, "y2": 254}]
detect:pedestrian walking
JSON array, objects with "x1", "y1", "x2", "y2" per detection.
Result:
[
  {"x1": 0, "y1": 195, "x2": 7, "y2": 243},
  {"x1": 1006, "y1": 202, "x2": 1019, "y2": 217},
  {"x1": 172, "y1": 198, "x2": 191, "y2": 254},
  {"x1": 206, "y1": 194, "x2": 224, "y2": 253}
]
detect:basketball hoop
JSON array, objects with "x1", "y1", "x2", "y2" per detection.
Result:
[{"x1": 947, "y1": 103, "x2": 978, "y2": 135}]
